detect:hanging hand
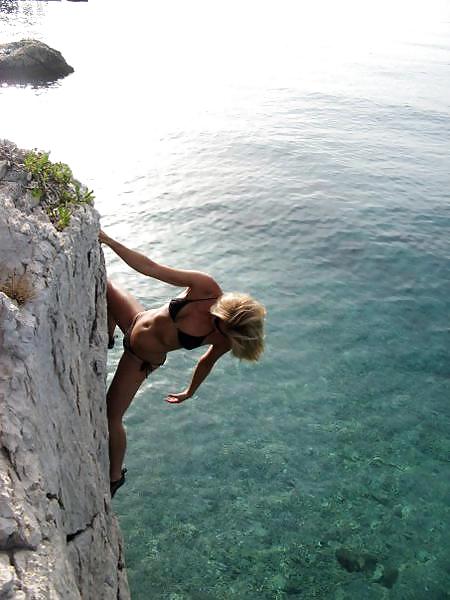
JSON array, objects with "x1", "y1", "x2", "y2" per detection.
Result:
[
  {"x1": 98, "y1": 229, "x2": 111, "y2": 245},
  {"x1": 165, "y1": 391, "x2": 191, "y2": 404}
]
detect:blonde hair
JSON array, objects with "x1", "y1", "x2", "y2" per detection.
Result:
[{"x1": 211, "y1": 292, "x2": 266, "y2": 361}]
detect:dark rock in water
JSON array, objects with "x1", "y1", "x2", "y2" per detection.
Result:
[
  {"x1": 335, "y1": 548, "x2": 378, "y2": 574},
  {"x1": 0, "y1": 39, "x2": 74, "y2": 84},
  {"x1": 336, "y1": 548, "x2": 365, "y2": 572},
  {"x1": 377, "y1": 566, "x2": 399, "y2": 589},
  {"x1": 336, "y1": 547, "x2": 398, "y2": 589},
  {"x1": 282, "y1": 576, "x2": 303, "y2": 595},
  {"x1": 362, "y1": 553, "x2": 378, "y2": 574}
]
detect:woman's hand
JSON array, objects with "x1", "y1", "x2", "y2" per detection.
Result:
[
  {"x1": 165, "y1": 391, "x2": 191, "y2": 404},
  {"x1": 98, "y1": 229, "x2": 111, "y2": 245}
]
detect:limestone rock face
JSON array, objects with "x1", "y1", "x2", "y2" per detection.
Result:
[
  {"x1": 0, "y1": 40, "x2": 74, "y2": 84},
  {"x1": 0, "y1": 141, "x2": 130, "y2": 600}
]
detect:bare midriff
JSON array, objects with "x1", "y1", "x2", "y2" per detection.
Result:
[{"x1": 130, "y1": 306, "x2": 177, "y2": 364}]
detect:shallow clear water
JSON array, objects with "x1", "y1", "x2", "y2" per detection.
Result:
[{"x1": 2, "y1": 1, "x2": 450, "y2": 597}]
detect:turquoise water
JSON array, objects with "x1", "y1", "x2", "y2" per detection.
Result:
[{"x1": 2, "y1": 1, "x2": 450, "y2": 597}]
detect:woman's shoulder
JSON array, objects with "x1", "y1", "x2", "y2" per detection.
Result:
[{"x1": 186, "y1": 275, "x2": 222, "y2": 299}]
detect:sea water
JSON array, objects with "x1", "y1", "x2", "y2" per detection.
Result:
[{"x1": 2, "y1": 1, "x2": 450, "y2": 597}]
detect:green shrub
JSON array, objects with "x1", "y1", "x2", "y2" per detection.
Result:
[{"x1": 24, "y1": 151, "x2": 94, "y2": 230}]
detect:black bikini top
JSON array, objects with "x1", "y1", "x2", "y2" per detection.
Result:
[{"x1": 169, "y1": 296, "x2": 219, "y2": 350}]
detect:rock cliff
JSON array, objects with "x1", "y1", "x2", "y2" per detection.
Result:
[{"x1": 0, "y1": 141, "x2": 130, "y2": 599}]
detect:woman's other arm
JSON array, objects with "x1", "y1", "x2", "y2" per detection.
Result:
[{"x1": 165, "y1": 344, "x2": 230, "y2": 404}]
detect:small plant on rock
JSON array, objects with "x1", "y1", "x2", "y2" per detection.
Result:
[
  {"x1": 0, "y1": 270, "x2": 36, "y2": 305},
  {"x1": 24, "y1": 150, "x2": 94, "y2": 231}
]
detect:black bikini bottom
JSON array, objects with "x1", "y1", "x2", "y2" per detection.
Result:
[{"x1": 123, "y1": 312, "x2": 165, "y2": 379}]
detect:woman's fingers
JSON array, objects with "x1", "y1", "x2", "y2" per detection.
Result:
[
  {"x1": 165, "y1": 396, "x2": 180, "y2": 404},
  {"x1": 165, "y1": 392, "x2": 189, "y2": 404},
  {"x1": 165, "y1": 396, "x2": 181, "y2": 404}
]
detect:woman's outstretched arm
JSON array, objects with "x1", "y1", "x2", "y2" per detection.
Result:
[
  {"x1": 99, "y1": 230, "x2": 220, "y2": 292},
  {"x1": 165, "y1": 344, "x2": 230, "y2": 404}
]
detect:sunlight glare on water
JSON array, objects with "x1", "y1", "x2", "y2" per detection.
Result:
[{"x1": 3, "y1": 0, "x2": 450, "y2": 183}]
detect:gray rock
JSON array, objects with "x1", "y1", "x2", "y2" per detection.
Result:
[
  {"x1": 0, "y1": 161, "x2": 8, "y2": 180},
  {"x1": 0, "y1": 140, "x2": 130, "y2": 599},
  {"x1": 0, "y1": 39, "x2": 74, "y2": 84}
]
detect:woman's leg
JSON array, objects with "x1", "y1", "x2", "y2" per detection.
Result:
[
  {"x1": 107, "y1": 307, "x2": 117, "y2": 344},
  {"x1": 107, "y1": 351, "x2": 147, "y2": 482},
  {"x1": 106, "y1": 279, "x2": 145, "y2": 335}
]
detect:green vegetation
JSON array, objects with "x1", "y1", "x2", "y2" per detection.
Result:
[{"x1": 24, "y1": 150, "x2": 94, "y2": 230}]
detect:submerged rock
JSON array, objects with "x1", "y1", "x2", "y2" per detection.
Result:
[
  {"x1": 335, "y1": 547, "x2": 378, "y2": 574},
  {"x1": 0, "y1": 39, "x2": 74, "y2": 84},
  {"x1": 335, "y1": 547, "x2": 399, "y2": 589},
  {"x1": 376, "y1": 566, "x2": 399, "y2": 589}
]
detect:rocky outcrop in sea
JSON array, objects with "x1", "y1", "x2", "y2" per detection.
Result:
[
  {"x1": 0, "y1": 140, "x2": 130, "y2": 599},
  {"x1": 0, "y1": 40, "x2": 74, "y2": 84}
]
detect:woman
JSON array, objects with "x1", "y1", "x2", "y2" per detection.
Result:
[{"x1": 99, "y1": 230, "x2": 266, "y2": 497}]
